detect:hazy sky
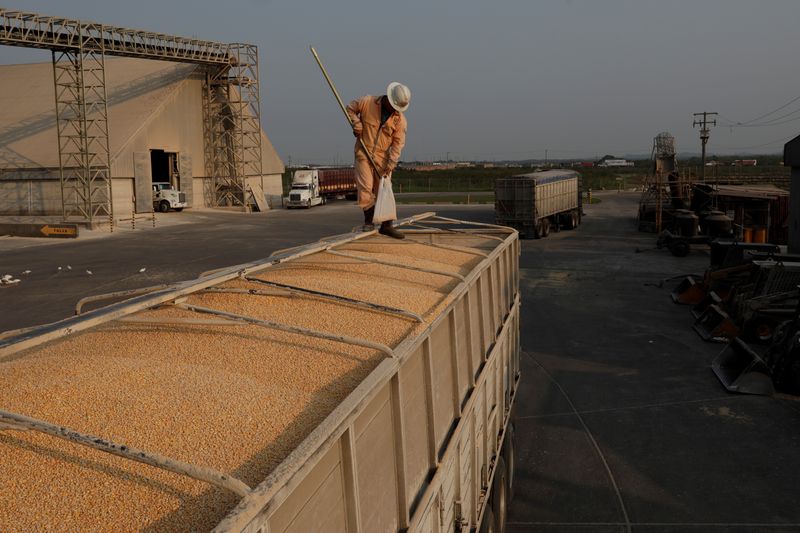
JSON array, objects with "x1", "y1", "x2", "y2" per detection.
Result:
[{"x1": 4, "y1": 0, "x2": 800, "y2": 162}]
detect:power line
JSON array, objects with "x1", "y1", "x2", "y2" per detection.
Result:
[
  {"x1": 729, "y1": 113, "x2": 800, "y2": 128},
  {"x1": 731, "y1": 93, "x2": 800, "y2": 125},
  {"x1": 720, "y1": 92, "x2": 800, "y2": 127},
  {"x1": 715, "y1": 134, "x2": 795, "y2": 151}
]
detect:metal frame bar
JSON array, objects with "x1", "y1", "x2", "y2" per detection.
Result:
[
  {"x1": 0, "y1": 9, "x2": 232, "y2": 64},
  {"x1": 325, "y1": 249, "x2": 467, "y2": 282},
  {"x1": 243, "y1": 277, "x2": 423, "y2": 322},
  {"x1": 174, "y1": 302, "x2": 395, "y2": 358},
  {"x1": 75, "y1": 284, "x2": 172, "y2": 315},
  {"x1": 0, "y1": 409, "x2": 252, "y2": 497},
  {"x1": 404, "y1": 223, "x2": 508, "y2": 243},
  {"x1": 351, "y1": 238, "x2": 490, "y2": 258},
  {"x1": 116, "y1": 316, "x2": 239, "y2": 326}
]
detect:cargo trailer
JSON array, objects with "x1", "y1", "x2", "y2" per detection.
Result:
[
  {"x1": 0, "y1": 212, "x2": 520, "y2": 533},
  {"x1": 287, "y1": 168, "x2": 357, "y2": 208},
  {"x1": 495, "y1": 170, "x2": 582, "y2": 238}
]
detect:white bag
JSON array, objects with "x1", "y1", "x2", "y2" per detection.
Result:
[{"x1": 372, "y1": 176, "x2": 397, "y2": 224}]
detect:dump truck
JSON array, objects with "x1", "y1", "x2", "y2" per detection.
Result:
[
  {"x1": 495, "y1": 169, "x2": 582, "y2": 238},
  {"x1": 0, "y1": 212, "x2": 520, "y2": 533},
  {"x1": 286, "y1": 168, "x2": 357, "y2": 208}
]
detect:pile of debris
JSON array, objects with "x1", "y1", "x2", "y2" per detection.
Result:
[
  {"x1": 671, "y1": 240, "x2": 800, "y2": 395},
  {"x1": 0, "y1": 274, "x2": 20, "y2": 287}
]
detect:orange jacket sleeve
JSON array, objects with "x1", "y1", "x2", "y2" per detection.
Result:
[
  {"x1": 346, "y1": 96, "x2": 368, "y2": 133},
  {"x1": 385, "y1": 115, "x2": 407, "y2": 174}
]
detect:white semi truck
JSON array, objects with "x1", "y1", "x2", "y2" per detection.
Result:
[
  {"x1": 152, "y1": 182, "x2": 188, "y2": 212},
  {"x1": 0, "y1": 213, "x2": 520, "y2": 533},
  {"x1": 286, "y1": 168, "x2": 357, "y2": 208}
]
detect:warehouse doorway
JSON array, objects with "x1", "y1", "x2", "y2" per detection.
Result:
[
  {"x1": 150, "y1": 149, "x2": 180, "y2": 190},
  {"x1": 133, "y1": 150, "x2": 193, "y2": 213}
]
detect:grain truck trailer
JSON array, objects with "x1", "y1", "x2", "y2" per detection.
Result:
[
  {"x1": 287, "y1": 168, "x2": 357, "y2": 208},
  {"x1": 495, "y1": 169, "x2": 582, "y2": 238},
  {"x1": 0, "y1": 212, "x2": 520, "y2": 533}
]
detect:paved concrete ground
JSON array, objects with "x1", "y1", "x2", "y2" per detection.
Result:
[
  {"x1": 2, "y1": 194, "x2": 800, "y2": 532},
  {"x1": 509, "y1": 192, "x2": 800, "y2": 533}
]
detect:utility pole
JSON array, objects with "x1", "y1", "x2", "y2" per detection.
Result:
[{"x1": 693, "y1": 111, "x2": 717, "y2": 181}]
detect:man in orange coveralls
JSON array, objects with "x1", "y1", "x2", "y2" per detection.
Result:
[{"x1": 346, "y1": 82, "x2": 411, "y2": 239}]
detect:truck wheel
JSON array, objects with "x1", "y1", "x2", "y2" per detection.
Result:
[
  {"x1": 491, "y1": 456, "x2": 508, "y2": 532},
  {"x1": 159, "y1": 201, "x2": 170, "y2": 213},
  {"x1": 541, "y1": 219, "x2": 550, "y2": 237},
  {"x1": 503, "y1": 424, "x2": 516, "y2": 502},
  {"x1": 564, "y1": 211, "x2": 578, "y2": 230}
]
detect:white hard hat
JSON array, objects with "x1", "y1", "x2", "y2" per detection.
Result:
[{"x1": 387, "y1": 82, "x2": 411, "y2": 112}]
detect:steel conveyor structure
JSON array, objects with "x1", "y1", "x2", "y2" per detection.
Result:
[{"x1": 0, "y1": 8, "x2": 262, "y2": 222}]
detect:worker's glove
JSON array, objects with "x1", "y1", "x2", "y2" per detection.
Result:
[{"x1": 352, "y1": 124, "x2": 363, "y2": 138}]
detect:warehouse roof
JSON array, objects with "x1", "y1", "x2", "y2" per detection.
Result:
[{"x1": 0, "y1": 58, "x2": 283, "y2": 174}]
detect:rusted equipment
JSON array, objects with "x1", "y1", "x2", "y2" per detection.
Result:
[
  {"x1": 671, "y1": 276, "x2": 706, "y2": 305},
  {"x1": 694, "y1": 304, "x2": 740, "y2": 342},
  {"x1": 692, "y1": 291, "x2": 723, "y2": 319},
  {"x1": 712, "y1": 298, "x2": 800, "y2": 396},
  {"x1": 712, "y1": 338, "x2": 775, "y2": 395}
]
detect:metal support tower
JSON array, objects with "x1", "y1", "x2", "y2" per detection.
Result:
[
  {"x1": 51, "y1": 28, "x2": 112, "y2": 223},
  {"x1": 204, "y1": 44, "x2": 262, "y2": 209},
  {"x1": 0, "y1": 9, "x2": 264, "y2": 222},
  {"x1": 693, "y1": 111, "x2": 717, "y2": 182}
]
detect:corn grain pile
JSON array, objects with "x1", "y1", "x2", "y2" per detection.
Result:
[{"x1": 0, "y1": 235, "x2": 491, "y2": 531}]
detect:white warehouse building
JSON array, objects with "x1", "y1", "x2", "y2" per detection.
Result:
[{"x1": 0, "y1": 57, "x2": 284, "y2": 218}]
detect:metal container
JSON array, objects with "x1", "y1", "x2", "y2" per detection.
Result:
[
  {"x1": 673, "y1": 209, "x2": 698, "y2": 237},
  {"x1": 705, "y1": 211, "x2": 733, "y2": 239}
]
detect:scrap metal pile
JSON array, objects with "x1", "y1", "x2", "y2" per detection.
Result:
[{"x1": 671, "y1": 241, "x2": 800, "y2": 395}]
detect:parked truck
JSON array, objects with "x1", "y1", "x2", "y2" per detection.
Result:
[
  {"x1": 0, "y1": 212, "x2": 520, "y2": 533},
  {"x1": 152, "y1": 182, "x2": 188, "y2": 212},
  {"x1": 286, "y1": 168, "x2": 357, "y2": 208},
  {"x1": 495, "y1": 169, "x2": 582, "y2": 238}
]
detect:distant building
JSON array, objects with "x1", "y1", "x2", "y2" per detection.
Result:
[
  {"x1": 598, "y1": 159, "x2": 634, "y2": 168},
  {"x1": 0, "y1": 58, "x2": 285, "y2": 217},
  {"x1": 401, "y1": 162, "x2": 458, "y2": 172},
  {"x1": 733, "y1": 159, "x2": 758, "y2": 166}
]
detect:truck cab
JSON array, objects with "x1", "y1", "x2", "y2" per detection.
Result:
[
  {"x1": 152, "y1": 182, "x2": 188, "y2": 213},
  {"x1": 287, "y1": 170, "x2": 325, "y2": 208}
]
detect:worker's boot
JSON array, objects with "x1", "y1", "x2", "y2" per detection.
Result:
[
  {"x1": 362, "y1": 206, "x2": 375, "y2": 232},
  {"x1": 379, "y1": 220, "x2": 405, "y2": 240}
]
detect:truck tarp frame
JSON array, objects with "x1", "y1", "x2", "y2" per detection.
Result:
[{"x1": 0, "y1": 211, "x2": 519, "y2": 531}]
